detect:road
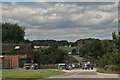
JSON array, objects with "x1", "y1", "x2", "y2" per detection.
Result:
[{"x1": 40, "y1": 68, "x2": 119, "y2": 80}]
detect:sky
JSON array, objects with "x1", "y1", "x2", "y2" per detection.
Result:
[
  {"x1": 1, "y1": 0, "x2": 119, "y2": 2},
  {"x1": 1, "y1": 1, "x2": 119, "y2": 42}
]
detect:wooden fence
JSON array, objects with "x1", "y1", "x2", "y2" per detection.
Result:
[{"x1": 39, "y1": 64, "x2": 58, "y2": 69}]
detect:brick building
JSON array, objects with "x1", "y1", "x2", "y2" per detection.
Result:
[
  {"x1": 76, "y1": 38, "x2": 100, "y2": 52},
  {"x1": 1, "y1": 44, "x2": 33, "y2": 69},
  {"x1": 76, "y1": 39, "x2": 86, "y2": 49}
]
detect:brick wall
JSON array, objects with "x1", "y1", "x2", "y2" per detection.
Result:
[
  {"x1": 4, "y1": 54, "x2": 27, "y2": 69},
  {"x1": 19, "y1": 54, "x2": 27, "y2": 58},
  {"x1": 77, "y1": 40, "x2": 85, "y2": 49}
]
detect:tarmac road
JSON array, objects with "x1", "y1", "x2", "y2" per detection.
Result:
[{"x1": 40, "y1": 68, "x2": 119, "y2": 80}]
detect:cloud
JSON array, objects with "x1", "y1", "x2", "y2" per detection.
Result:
[
  {"x1": 2, "y1": 2, "x2": 118, "y2": 41},
  {"x1": 98, "y1": 3, "x2": 118, "y2": 12},
  {"x1": 34, "y1": 0, "x2": 46, "y2": 2}
]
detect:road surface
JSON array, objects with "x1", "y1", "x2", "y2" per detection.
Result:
[
  {"x1": 40, "y1": 68, "x2": 119, "y2": 80},
  {"x1": 50, "y1": 68, "x2": 118, "y2": 78}
]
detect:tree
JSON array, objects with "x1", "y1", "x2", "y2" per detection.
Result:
[
  {"x1": 2, "y1": 23, "x2": 25, "y2": 43},
  {"x1": 72, "y1": 49, "x2": 77, "y2": 55},
  {"x1": 112, "y1": 32, "x2": 120, "y2": 51},
  {"x1": 112, "y1": 32, "x2": 120, "y2": 64},
  {"x1": 98, "y1": 32, "x2": 120, "y2": 68},
  {"x1": 34, "y1": 46, "x2": 67, "y2": 64},
  {"x1": 32, "y1": 40, "x2": 72, "y2": 46},
  {"x1": 79, "y1": 40, "x2": 104, "y2": 59},
  {"x1": 100, "y1": 40, "x2": 114, "y2": 54}
]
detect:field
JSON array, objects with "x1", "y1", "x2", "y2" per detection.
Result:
[
  {"x1": 2, "y1": 69, "x2": 65, "y2": 78},
  {"x1": 58, "y1": 46, "x2": 76, "y2": 53}
]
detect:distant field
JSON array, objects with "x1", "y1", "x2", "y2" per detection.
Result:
[
  {"x1": 58, "y1": 46, "x2": 76, "y2": 52},
  {"x1": 2, "y1": 69, "x2": 65, "y2": 78}
]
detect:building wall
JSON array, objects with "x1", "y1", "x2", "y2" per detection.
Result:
[
  {"x1": 77, "y1": 40, "x2": 85, "y2": 49},
  {"x1": 4, "y1": 54, "x2": 27, "y2": 69}
]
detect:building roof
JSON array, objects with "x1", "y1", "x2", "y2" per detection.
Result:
[{"x1": 2, "y1": 43, "x2": 33, "y2": 54}]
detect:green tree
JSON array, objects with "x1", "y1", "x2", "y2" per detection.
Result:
[
  {"x1": 79, "y1": 40, "x2": 104, "y2": 59},
  {"x1": 98, "y1": 32, "x2": 120, "y2": 68},
  {"x1": 72, "y1": 49, "x2": 77, "y2": 55},
  {"x1": 2, "y1": 23, "x2": 25, "y2": 43},
  {"x1": 101, "y1": 40, "x2": 114, "y2": 54},
  {"x1": 34, "y1": 46, "x2": 67, "y2": 64}
]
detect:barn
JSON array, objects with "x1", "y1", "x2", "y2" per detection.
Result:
[{"x1": 1, "y1": 44, "x2": 34, "y2": 69}]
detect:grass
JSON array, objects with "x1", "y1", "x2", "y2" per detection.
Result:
[
  {"x1": 2, "y1": 69, "x2": 65, "y2": 78},
  {"x1": 58, "y1": 46, "x2": 76, "y2": 53},
  {"x1": 97, "y1": 68, "x2": 119, "y2": 74}
]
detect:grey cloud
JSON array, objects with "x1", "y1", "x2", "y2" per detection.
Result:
[{"x1": 2, "y1": 2, "x2": 118, "y2": 41}]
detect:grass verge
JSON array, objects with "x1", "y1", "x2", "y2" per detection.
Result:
[
  {"x1": 58, "y1": 46, "x2": 76, "y2": 53},
  {"x1": 97, "y1": 68, "x2": 119, "y2": 74},
  {"x1": 2, "y1": 69, "x2": 65, "y2": 78}
]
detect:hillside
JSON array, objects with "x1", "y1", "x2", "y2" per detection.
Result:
[{"x1": 58, "y1": 46, "x2": 76, "y2": 53}]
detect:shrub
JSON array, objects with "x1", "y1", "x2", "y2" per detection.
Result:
[{"x1": 104, "y1": 65, "x2": 120, "y2": 72}]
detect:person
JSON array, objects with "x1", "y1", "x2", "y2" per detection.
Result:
[
  {"x1": 87, "y1": 62, "x2": 90, "y2": 70},
  {"x1": 84, "y1": 63, "x2": 87, "y2": 70},
  {"x1": 65, "y1": 61, "x2": 68, "y2": 70},
  {"x1": 82, "y1": 63, "x2": 85, "y2": 70},
  {"x1": 91, "y1": 64, "x2": 94, "y2": 70}
]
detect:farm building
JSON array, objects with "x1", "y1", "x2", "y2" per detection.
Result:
[
  {"x1": 1, "y1": 44, "x2": 34, "y2": 69},
  {"x1": 76, "y1": 38, "x2": 100, "y2": 52},
  {"x1": 76, "y1": 39, "x2": 86, "y2": 53},
  {"x1": 76, "y1": 39, "x2": 86, "y2": 49}
]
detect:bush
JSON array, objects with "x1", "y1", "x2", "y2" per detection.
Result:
[
  {"x1": 67, "y1": 56, "x2": 79, "y2": 63},
  {"x1": 97, "y1": 68, "x2": 105, "y2": 73},
  {"x1": 104, "y1": 65, "x2": 120, "y2": 72}
]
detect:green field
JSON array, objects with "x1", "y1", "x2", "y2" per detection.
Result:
[
  {"x1": 58, "y1": 46, "x2": 76, "y2": 53},
  {"x1": 2, "y1": 69, "x2": 65, "y2": 78}
]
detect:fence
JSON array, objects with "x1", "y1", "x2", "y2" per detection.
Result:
[{"x1": 39, "y1": 64, "x2": 58, "y2": 69}]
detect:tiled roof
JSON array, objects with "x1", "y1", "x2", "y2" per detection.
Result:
[{"x1": 1, "y1": 43, "x2": 33, "y2": 54}]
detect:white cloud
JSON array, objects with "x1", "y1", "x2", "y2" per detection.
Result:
[
  {"x1": 2, "y1": 2, "x2": 118, "y2": 41},
  {"x1": 99, "y1": 3, "x2": 118, "y2": 12},
  {"x1": 34, "y1": 0, "x2": 46, "y2": 2}
]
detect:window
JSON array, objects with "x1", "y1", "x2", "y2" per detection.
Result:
[{"x1": 14, "y1": 46, "x2": 20, "y2": 49}]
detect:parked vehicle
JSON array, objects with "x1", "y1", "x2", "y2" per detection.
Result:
[
  {"x1": 82, "y1": 62, "x2": 93, "y2": 70},
  {"x1": 82, "y1": 63, "x2": 87, "y2": 70},
  {"x1": 65, "y1": 64, "x2": 73, "y2": 70},
  {"x1": 58, "y1": 63, "x2": 73, "y2": 70},
  {"x1": 23, "y1": 63, "x2": 38, "y2": 70},
  {"x1": 58, "y1": 63, "x2": 66, "y2": 70}
]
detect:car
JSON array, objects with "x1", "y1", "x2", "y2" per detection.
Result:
[
  {"x1": 58, "y1": 63, "x2": 73, "y2": 70},
  {"x1": 58, "y1": 63, "x2": 66, "y2": 70},
  {"x1": 82, "y1": 63, "x2": 94, "y2": 70},
  {"x1": 82, "y1": 63, "x2": 87, "y2": 70},
  {"x1": 23, "y1": 63, "x2": 38, "y2": 70},
  {"x1": 65, "y1": 64, "x2": 73, "y2": 70}
]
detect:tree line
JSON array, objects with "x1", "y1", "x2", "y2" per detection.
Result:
[
  {"x1": 79, "y1": 32, "x2": 120, "y2": 71},
  {"x1": 32, "y1": 40, "x2": 76, "y2": 47}
]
